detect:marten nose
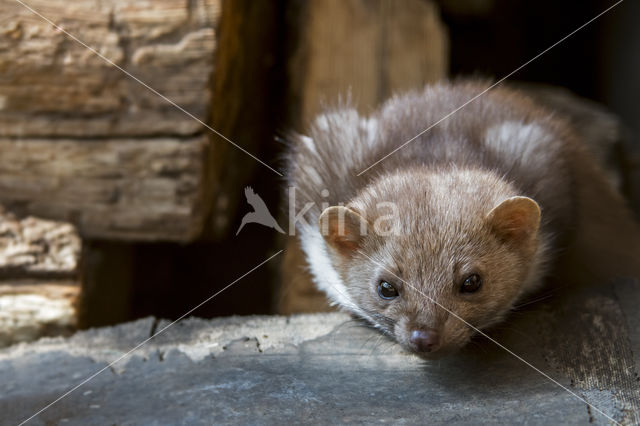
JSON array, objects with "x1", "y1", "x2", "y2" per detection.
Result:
[{"x1": 409, "y1": 329, "x2": 440, "y2": 353}]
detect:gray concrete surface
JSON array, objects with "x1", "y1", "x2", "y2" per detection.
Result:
[{"x1": 1, "y1": 280, "x2": 639, "y2": 425}]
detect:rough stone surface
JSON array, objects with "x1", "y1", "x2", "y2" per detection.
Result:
[{"x1": 1, "y1": 279, "x2": 639, "y2": 425}]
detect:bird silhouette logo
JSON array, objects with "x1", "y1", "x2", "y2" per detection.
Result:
[{"x1": 236, "y1": 186, "x2": 285, "y2": 235}]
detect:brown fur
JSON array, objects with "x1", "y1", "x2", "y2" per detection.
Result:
[{"x1": 286, "y1": 81, "x2": 640, "y2": 357}]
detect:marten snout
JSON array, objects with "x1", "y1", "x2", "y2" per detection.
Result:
[{"x1": 409, "y1": 328, "x2": 440, "y2": 353}]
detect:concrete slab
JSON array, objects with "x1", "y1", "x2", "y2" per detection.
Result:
[{"x1": 1, "y1": 282, "x2": 639, "y2": 425}]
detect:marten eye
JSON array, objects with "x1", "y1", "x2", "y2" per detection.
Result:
[
  {"x1": 377, "y1": 281, "x2": 399, "y2": 300},
  {"x1": 460, "y1": 274, "x2": 482, "y2": 293}
]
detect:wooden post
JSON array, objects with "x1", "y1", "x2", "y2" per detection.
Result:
[{"x1": 77, "y1": 241, "x2": 134, "y2": 327}]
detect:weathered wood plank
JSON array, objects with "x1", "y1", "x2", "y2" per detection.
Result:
[
  {"x1": 0, "y1": 281, "x2": 78, "y2": 348},
  {"x1": 289, "y1": 0, "x2": 448, "y2": 121},
  {"x1": 0, "y1": 136, "x2": 208, "y2": 241},
  {"x1": 5, "y1": 279, "x2": 640, "y2": 424},
  {"x1": 0, "y1": 206, "x2": 80, "y2": 279},
  {"x1": 0, "y1": 0, "x2": 219, "y2": 137}
]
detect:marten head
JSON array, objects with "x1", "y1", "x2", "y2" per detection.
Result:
[{"x1": 318, "y1": 168, "x2": 543, "y2": 358}]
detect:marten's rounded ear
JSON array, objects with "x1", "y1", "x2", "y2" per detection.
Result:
[
  {"x1": 486, "y1": 196, "x2": 541, "y2": 244},
  {"x1": 319, "y1": 206, "x2": 369, "y2": 255}
]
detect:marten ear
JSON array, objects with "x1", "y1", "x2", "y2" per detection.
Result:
[
  {"x1": 486, "y1": 196, "x2": 540, "y2": 244},
  {"x1": 319, "y1": 206, "x2": 369, "y2": 256}
]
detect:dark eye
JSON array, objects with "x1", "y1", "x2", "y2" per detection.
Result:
[
  {"x1": 460, "y1": 274, "x2": 482, "y2": 293},
  {"x1": 377, "y1": 281, "x2": 399, "y2": 300}
]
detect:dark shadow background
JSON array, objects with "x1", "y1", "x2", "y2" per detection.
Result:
[{"x1": 111, "y1": 0, "x2": 639, "y2": 323}]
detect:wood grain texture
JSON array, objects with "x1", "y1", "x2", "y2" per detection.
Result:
[
  {"x1": 0, "y1": 281, "x2": 78, "y2": 348},
  {"x1": 542, "y1": 284, "x2": 640, "y2": 425},
  {"x1": 289, "y1": 0, "x2": 448, "y2": 122},
  {"x1": 0, "y1": 136, "x2": 208, "y2": 241},
  {"x1": 0, "y1": 0, "x2": 219, "y2": 137},
  {"x1": 0, "y1": 206, "x2": 80, "y2": 279},
  {"x1": 0, "y1": 0, "x2": 222, "y2": 241}
]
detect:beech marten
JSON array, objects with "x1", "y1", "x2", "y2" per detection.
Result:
[{"x1": 286, "y1": 81, "x2": 640, "y2": 358}]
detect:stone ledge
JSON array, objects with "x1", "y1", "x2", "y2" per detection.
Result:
[{"x1": 2, "y1": 280, "x2": 639, "y2": 425}]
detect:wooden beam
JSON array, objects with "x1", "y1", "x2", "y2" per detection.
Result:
[
  {"x1": 0, "y1": 206, "x2": 80, "y2": 279},
  {"x1": 0, "y1": 0, "x2": 219, "y2": 138},
  {"x1": 0, "y1": 281, "x2": 78, "y2": 347},
  {"x1": 0, "y1": 136, "x2": 208, "y2": 242},
  {"x1": 0, "y1": 0, "x2": 221, "y2": 242}
]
